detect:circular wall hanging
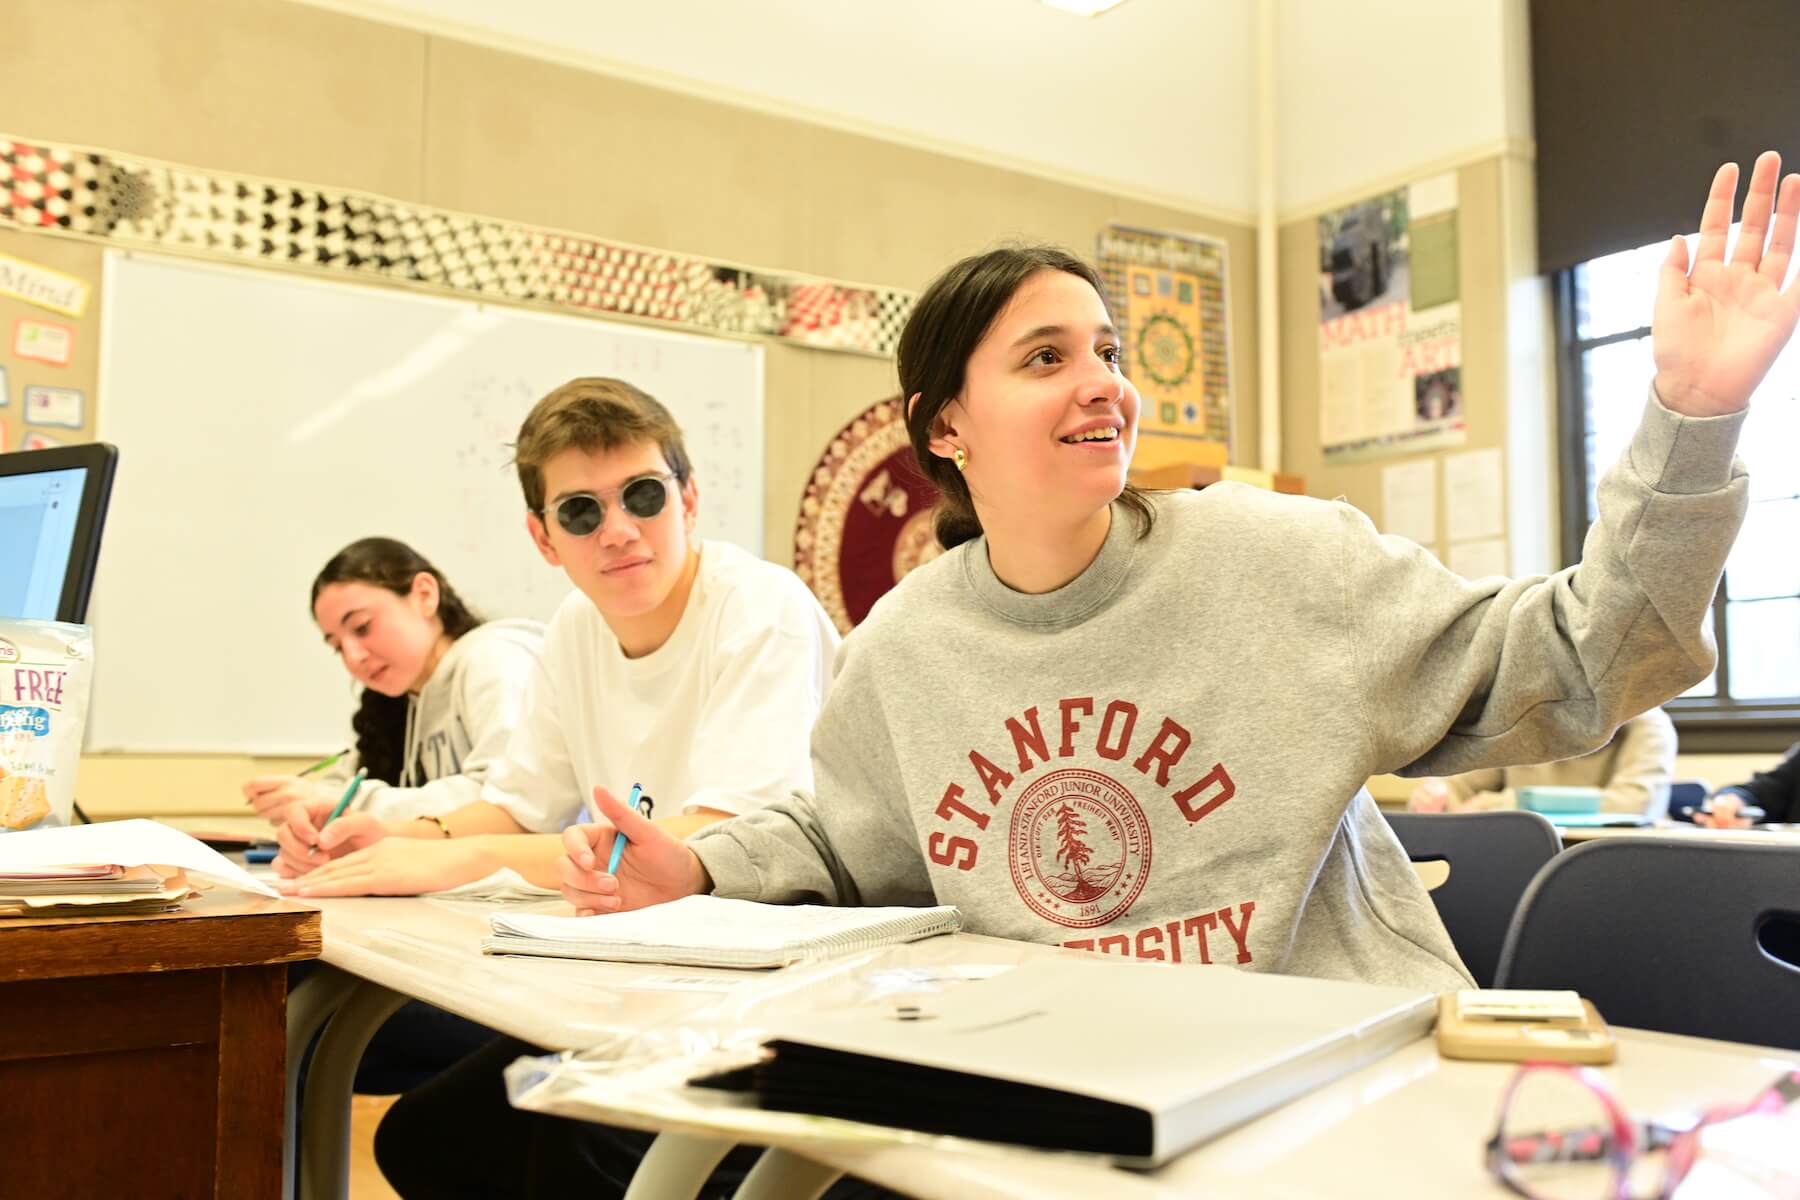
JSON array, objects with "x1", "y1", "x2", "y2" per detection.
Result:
[{"x1": 793, "y1": 395, "x2": 944, "y2": 633}]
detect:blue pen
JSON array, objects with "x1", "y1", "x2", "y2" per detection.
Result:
[{"x1": 605, "y1": 783, "x2": 643, "y2": 875}]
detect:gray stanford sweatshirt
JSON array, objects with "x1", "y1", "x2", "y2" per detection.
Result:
[{"x1": 692, "y1": 390, "x2": 1746, "y2": 991}]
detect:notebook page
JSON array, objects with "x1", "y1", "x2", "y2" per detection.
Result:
[{"x1": 490, "y1": 896, "x2": 958, "y2": 955}]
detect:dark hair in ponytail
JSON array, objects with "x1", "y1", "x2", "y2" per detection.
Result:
[
  {"x1": 310, "y1": 538, "x2": 484, "y2": 786},
  {"x1": 898, "y1": 244, "x2": 1157, "y2": 549}
]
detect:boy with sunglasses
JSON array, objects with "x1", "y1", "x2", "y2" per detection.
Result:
[{"x1": 277, "y1": 376, "x2": 839, "y2": 896}]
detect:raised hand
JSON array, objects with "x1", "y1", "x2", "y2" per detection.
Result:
[
  {"x1": 1653, "y1": 151, "x2": 1800, "y2": 417},
  {"x1": 556, "y1": 786, "x2": 710, "y2": 916}
]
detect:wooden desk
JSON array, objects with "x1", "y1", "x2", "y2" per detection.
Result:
[{"x1": 0, "y1": 890, "x2": 320, "y2": 1199}]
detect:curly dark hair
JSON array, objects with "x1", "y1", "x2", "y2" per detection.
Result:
[{"x1": 311, "y1": 538, "x2": 483, "y2": 786}]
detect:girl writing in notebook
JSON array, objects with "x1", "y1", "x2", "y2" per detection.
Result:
[
  {"x1": 244, "y1": 537, "x2": 543, "y2": 826},
  {"x1": 565, "y1": 152, "x2": 1798, "y2": 991}
]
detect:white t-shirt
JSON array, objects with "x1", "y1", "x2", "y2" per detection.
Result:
[{"x1": 483, "y1": 541, "x2": 841, "y2": 832}]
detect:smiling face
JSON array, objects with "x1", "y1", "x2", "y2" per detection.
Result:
[
  {"x1": 929, "y1": 268, "x2": 1139, "y2": 532},
  {"x1": 526, "y1": 438, "x2": 699, "y2": 626},
  {"x1": 313, "y1": 575, "x2": 442, "y2": 697}
]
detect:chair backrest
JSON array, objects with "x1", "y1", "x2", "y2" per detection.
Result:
[
  {"x1": 1382, "y1": 810, "x2": 1562, "y2": 987},
  {"x1": 1495, "y1": 839, "x2": 1800, "y2": 1050}
]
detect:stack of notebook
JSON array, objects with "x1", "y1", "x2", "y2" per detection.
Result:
[{"x1": 0, "y1": 863, "x2": 195, "y2": 917}]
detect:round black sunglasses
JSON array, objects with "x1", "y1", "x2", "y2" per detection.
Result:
[{"x1": 540, "y1": 472, "x2": 678, "y2": 537}]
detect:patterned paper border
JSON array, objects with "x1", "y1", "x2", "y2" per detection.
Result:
[
  {"x1": 0, "y1": 134, "x2": 914, "y2": 358},
  {"x1": 1096, "y1": 224, "x2": 1233, "y2": 450}
]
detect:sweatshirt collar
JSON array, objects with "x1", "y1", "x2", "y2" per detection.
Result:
[{"x1": 962, "y1": 501, "x2": 1139, "y2": 629}]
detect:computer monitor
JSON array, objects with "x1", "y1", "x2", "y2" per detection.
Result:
[{"x1": 0, "y1": 443, "x2": 118, "y2": 623}]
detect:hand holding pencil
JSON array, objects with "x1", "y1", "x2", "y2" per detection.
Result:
[
  {"x1": 557, "y1": 785, "x2": 710, "y2": 916},
  {"x1": 273, "y1": 768, "x2": 386, "y2": 877},
  {"x1": 241, "y1": 749, "x2": 354, "y2": 823}
]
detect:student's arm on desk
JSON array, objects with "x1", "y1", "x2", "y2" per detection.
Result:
[{"x1": 278, "y1": 797, "x2": 730, "y2": 895}]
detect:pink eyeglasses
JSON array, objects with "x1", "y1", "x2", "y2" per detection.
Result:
[{"x1": 1486, "y1": 1061, "x2": 1800, "y2": 1199}]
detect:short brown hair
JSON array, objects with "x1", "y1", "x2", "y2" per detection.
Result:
[{"x1": 512, "y1": 377, "x2": 693, "y2": 513}]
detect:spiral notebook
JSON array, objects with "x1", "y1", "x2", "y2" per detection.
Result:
[{"x1": 482, "y1": 896, "x2": 962, "y2": 968}]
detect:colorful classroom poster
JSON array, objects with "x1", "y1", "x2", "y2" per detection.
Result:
[
  {"x1": 21, "y1": 432, "x2": 62, "y2": 451},
  {"x1": 1096, "y1": 225, "x2": 1232, "y2": 464},
  {"x1": 22, "y1": 384, "x2": 84, "y2": 428},
  {"x1": 0, "y1": 251, "x2": 89, "y2": 317},
  {"x1": 1318, "y1": 174, "x2": 1463, "y2": 461},
  {"x1": 12, "y1": 318, "x2": 74, "y2": 366}
]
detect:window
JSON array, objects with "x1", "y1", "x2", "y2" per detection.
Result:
[{"x1": 1555, "y1": 236, "x2": 1800, "y2": 748}]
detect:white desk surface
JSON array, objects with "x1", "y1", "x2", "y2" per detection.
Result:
[
  {"x1": 303, "y1": 892, "x2": 749, "y2": 1051},
  {"x1": 529, "y1": 1022, "x2": 1796, "y2": 1200},
  {"x1": 1558, "y1": 822, "x2": 1800, "y2": 845},
  {"x1": 294, "y1": 892, "x2": 1798, "y2": 1199}
]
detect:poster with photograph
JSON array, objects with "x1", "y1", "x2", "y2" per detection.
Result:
[
  {"x1": 1096, "y1": 225, "x2": 1232, "y2": 462},
  {"x1": 1318, "y1": 173, "x2": 1464, "y2": 461}
]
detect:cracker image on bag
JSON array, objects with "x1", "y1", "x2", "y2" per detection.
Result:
[{"x1": 0, "y1": 620, "x2": 94, "y2": 833}]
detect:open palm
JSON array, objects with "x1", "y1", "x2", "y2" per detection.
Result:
[{"x1": 1653, "y1": 153, "x2": 1800, "y2": 417}]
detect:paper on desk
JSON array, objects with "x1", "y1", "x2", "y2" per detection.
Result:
[
  {"x1": 434, "y1": 868, "x2": 562, "y2": 904},
  {"x1": 0, "y1": 819, "x2": 277, "y2": 898}
]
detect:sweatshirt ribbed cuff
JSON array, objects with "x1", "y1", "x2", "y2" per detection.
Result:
[
  {"x1": 1632, "y1": 384, "x2": 1748, "y2": 495},
  {"x1": 690, "y1": 830, "x2": 759, "y2": 900}
]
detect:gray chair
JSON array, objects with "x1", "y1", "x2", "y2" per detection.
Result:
[
  {"x1": 1495, "y1": 839, "x2": 1800, "y2": 1050},
  {"x1": 1382, "y1": 810, "x2": 1562, "y2": 987}
]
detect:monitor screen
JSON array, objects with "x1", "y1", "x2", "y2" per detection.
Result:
[
  {"x1": 0, "y1": 465, "x2": 87, "y2": 621},
  {"x1": 0, "y1": 443, "x2": 116, "y2": 624}
]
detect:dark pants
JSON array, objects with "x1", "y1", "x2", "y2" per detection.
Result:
[{"x1": 374, "y1": 1035, "x2": 901, "y2": 1199}]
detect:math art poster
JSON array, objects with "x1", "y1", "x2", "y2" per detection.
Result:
[
  {"x1": 1317, "y1": 173, "x2": 1464, "y2": 461},
  {"x1": 1096, "y1": 225, "x2": 1232, "y2": 463}
]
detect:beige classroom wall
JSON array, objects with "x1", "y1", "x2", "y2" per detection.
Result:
[{"x1": 3, "y1": 0, "x2": 1256, "y2": 815}]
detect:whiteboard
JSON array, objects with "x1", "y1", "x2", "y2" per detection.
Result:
[{"x1": 90, "y1": 252, "x2": 764, "y2": 753}]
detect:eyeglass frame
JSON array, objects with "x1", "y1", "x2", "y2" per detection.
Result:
[
  {"x1": 1486, "y1": 1060, "x2": 1800, "y2": 1200},
  {"x1": 533, "y1": 471, "x2": 683, "y2": 538}
]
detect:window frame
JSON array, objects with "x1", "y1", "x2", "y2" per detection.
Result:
[{"x1": 1552, "y1": 268, "x2": 1800, "y2": 753}]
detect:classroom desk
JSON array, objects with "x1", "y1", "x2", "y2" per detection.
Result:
[
  {"x1": 519, "y1": 1019, "x2": 1799, "y2": 1199},
  {"x1": 0, "y1": 890, "x2": 320, "y2": 1199},
  {"x1": 290, "y1": 890, "x2": 1798, "y2": 1200},
  {"x1": 1557, "y1": 822, "x2": 1800, "y2": 845},
  {"x1": 289, "y1": 889, "x2": 908, "y2": 1200}
]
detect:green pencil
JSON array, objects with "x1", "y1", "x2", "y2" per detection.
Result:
[
  {"x1": 321, "y1": 768, "x2": 368, "y2": 827},
  {"x1": 297, "y1": 748, "x2": 350, "y2": 779}
]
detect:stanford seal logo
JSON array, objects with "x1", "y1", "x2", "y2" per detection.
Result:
[{"x1": 1009, "y1": 768, "x2": 1151, "y2": 929}]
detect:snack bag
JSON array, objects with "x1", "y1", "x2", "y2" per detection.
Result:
[{"x1": 0, "y1": 620, "x2": 94, "y2": 832}]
